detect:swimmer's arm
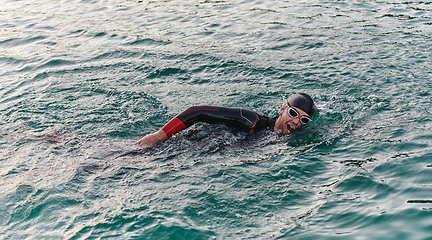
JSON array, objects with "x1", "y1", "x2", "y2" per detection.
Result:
[
  {"x1": 134, "y1": 129, "x2": 168, "y2": 147},
  {"x1": 134, "y1": 105, "x2": 256, "y2": 147}
]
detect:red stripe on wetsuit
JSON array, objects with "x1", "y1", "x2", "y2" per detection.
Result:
[{"x1": 162, "y1": 117, "x2": 187, "y2": 138}]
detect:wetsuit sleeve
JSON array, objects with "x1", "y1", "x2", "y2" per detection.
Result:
[{"x1": 161, "y1": 105, "x2": 261, "y2": 138}]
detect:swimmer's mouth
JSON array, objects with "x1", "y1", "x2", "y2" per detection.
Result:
[{"x1": 286, "y1": 123, "x2": 295, "y2": 134}]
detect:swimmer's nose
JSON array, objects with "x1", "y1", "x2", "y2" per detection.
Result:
[{"x1": 292, "y1": 118, "x2": 301, "y2": 128}]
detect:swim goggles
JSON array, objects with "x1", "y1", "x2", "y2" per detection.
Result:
[{"x1": 287, "y1": 105, "x2": 312, "y2": 125}]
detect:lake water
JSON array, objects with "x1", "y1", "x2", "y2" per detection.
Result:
[{"x1": 1, "y1": 0, "x2": 431, "y2": 239}]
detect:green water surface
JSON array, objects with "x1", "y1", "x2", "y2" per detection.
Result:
[{"x1": 1, "y1": 0, "x2": 431, "y2": 239}]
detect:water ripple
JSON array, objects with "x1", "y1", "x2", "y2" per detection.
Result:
[{"x1": 1, "y1": 0, "x2": 432, "y2": 239}]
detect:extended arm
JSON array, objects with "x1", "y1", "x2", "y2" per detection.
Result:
[{"x1": 135, "y1": 105, "x2": 261, "y2": 147}]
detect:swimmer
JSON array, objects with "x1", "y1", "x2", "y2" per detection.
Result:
[{"x1": 135, "y1": 93, "x2": 315, "y2": 147}]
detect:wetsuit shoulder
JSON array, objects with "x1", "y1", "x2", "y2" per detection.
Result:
[{"x1": 254, "y1": 114, "x2": 277, "y2": 133}]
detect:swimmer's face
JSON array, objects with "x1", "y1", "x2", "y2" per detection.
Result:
[{"x1": 274, "y1": 106, "x2": 311, "y2": 135}]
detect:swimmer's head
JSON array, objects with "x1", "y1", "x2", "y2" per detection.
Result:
[
  {"x1": 275, "y1": 93, "x2": 315, "y2": 135},
  {"x1": 285, "y1": 93, "x2": 315, "y2": 118}
]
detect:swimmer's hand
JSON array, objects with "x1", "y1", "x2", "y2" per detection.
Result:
[{"x1": 134, "y1": 129, "x2": 168, "y2": 147}]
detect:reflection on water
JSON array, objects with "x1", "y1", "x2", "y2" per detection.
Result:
[{"x1": 1, "y1": 0, "x2": 431, "y2": 239}]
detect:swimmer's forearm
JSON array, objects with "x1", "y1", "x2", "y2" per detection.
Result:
[
  {"x1": 134, "y1": 129, "x2": 168, "y2": 147},
  {"x1": 134, "y1": 115, "x2": 185, "y2": 147}
]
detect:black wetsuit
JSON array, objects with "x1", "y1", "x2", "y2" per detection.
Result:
[{"x1": 162, "y1": 106, "x2": 276, "y2": 138}]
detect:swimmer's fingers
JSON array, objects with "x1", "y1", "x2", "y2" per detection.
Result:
[
  {"x1": 134, "y1": 129, "x2": 168, "y2": 147},
  {"x1": 134, "y1": 136, "x2": 156, "y2": 147}
]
